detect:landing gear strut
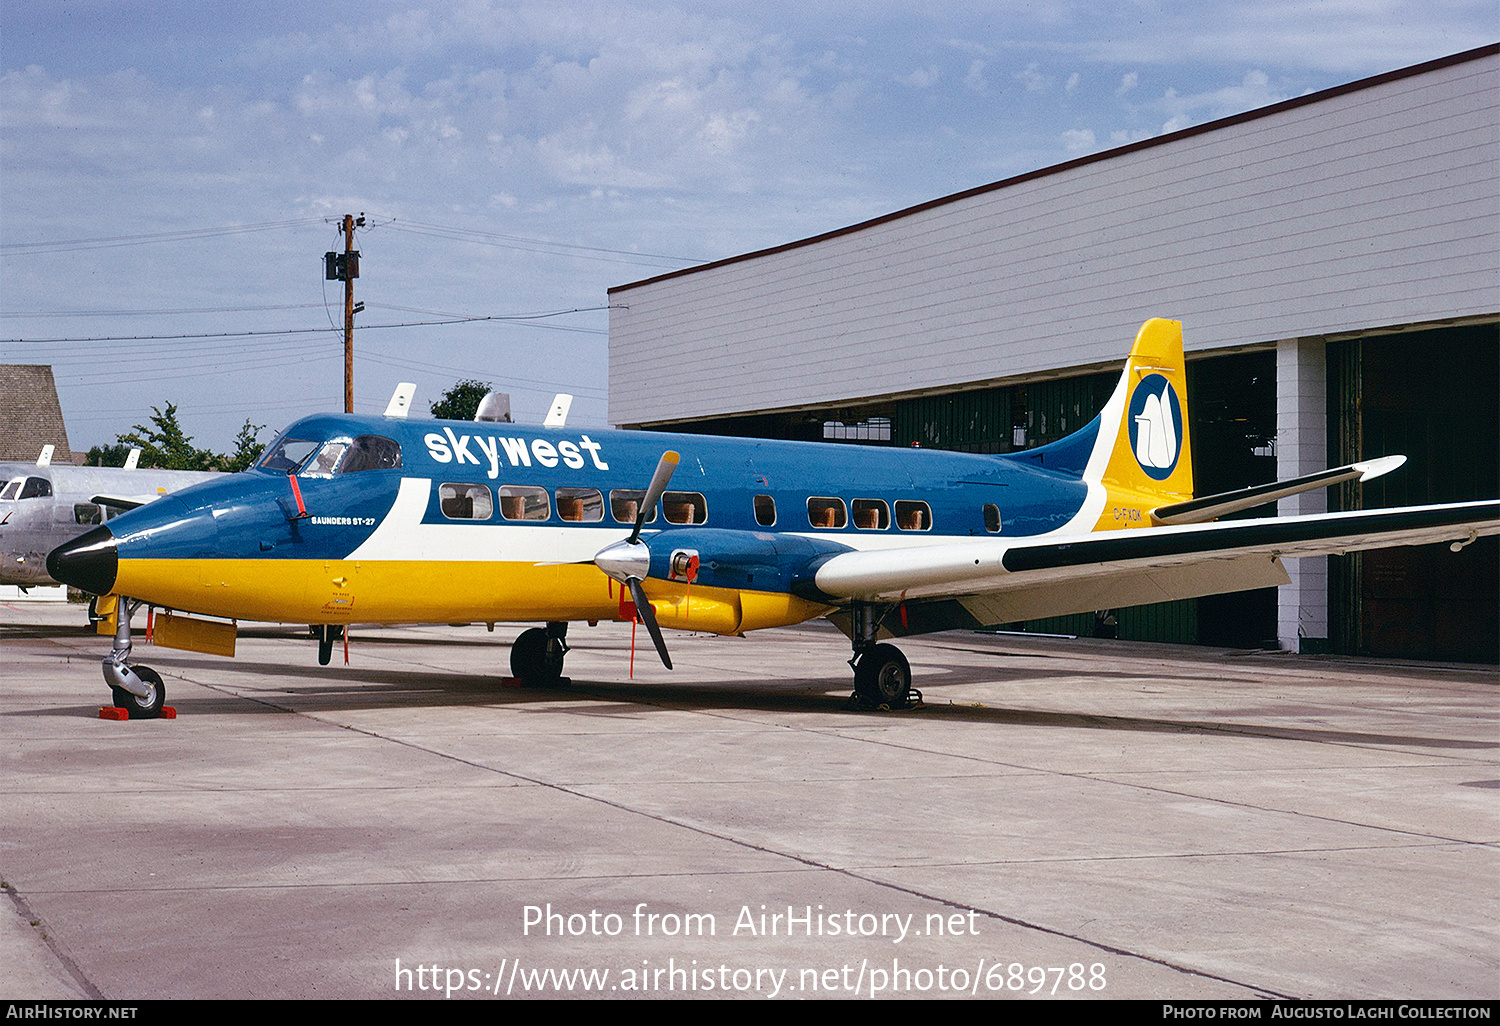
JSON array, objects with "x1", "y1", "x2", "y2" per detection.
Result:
[
  {"x1": 102, "y1": 598, "x2": 165, "y2": 719},
  {"x1": 511, "y1": 622, "x2": 569, "y2": 685},
  {"x1": 847, "y1": 602, "x2": 919, "y2": 710},
  {"x1": 316, "y1": 624, "x2": 344, "y2": 666}
]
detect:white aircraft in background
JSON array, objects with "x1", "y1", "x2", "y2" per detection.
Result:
[{"x1": 1, "y1": 445, "x2": 220, "y2": 588}]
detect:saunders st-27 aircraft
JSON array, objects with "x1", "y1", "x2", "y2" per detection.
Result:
[{"x1": 47, "y1": 319, "x2": 1500, "y2": 718}]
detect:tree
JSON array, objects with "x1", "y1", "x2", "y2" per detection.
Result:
[
  {"x1": 85, "y1": 442, "x2": 136, "y2": 467},
  {"x1": 221, "y1": 419, "x2": 267, "y2": 472},
  {"x1": 116, "y1": 402, "x2": 216, "y2": 471},
  {"x1": 430, "y1": 379, "x2": 495, "y2": 421}
]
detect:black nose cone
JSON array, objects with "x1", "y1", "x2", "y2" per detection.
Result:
[{"x1": 47, "y1": 525, "x2": 118, "y2": 595}]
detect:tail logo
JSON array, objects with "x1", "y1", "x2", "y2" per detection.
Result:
[{"x1": 1128, "y1": 374, "x2": 1183, "y2": 480}]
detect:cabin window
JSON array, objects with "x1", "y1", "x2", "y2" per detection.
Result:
[
  {"x1": 74, "y1": 503, "x2": 102, "y2": 525},
  {"x1": 754, "y1": 494, "x2": 776, "y2": 527},
  {"x1": 609, "y1": 489, "x2": 659, "y2": 525},
  {"x1": 439, "y1": 483, "x2": 492, "y2": 520},
  {"x1": 340, "y1": 434, "x2": 403, "y2": 473},
  {"x1": 895, "y1": 500, "x2": 931, "y2": 531},
  {"x1": 807, "y1": 497, "x2": 846, "y2": 529},
  {"x1": 556, "y1": 487, "x2": 604, "y2": 523},
  {"x1": 19, "y1": 477, "x2": 52, "y2": 500},
  {"x1": 498, "y1": 485, "x2": 550, "y2": 521},
  {"x1": 663, "y1": 491, "x2": 708, "y2": 524},
  {"x1": 852, "y1": 499, "x2": 889, "y2": 530},
  {"x1": 983, "y1": 503, "x2": 1002, "y2": 533}
]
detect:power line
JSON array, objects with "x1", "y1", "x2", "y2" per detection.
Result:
[
  {"x1": 0, "y1": 303, "x2": 329, "y2": 318},
  {"x1": 2, "y1": 306, "x2": 611, "y2": 344},
  {"x1": 371, "y1": 216, "x2": 703, "y2": 267},
  {"x1": 0, "y1": 217, "x2": 329, "y2": 256}
]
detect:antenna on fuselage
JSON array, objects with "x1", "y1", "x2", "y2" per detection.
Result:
[
  {"x1": 123, "y1": 448, "x2": 141, "y2": 470},
  {"x1": 474, "y1": 392, "x2": 512, "y2": 423},
  {"x1": 543, "y1": 394, "x2": 573, "y2": 428},
  {"x1": 383, "y1": 383, "x2": 416, "y2": 418}
]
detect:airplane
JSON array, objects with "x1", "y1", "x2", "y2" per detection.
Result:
[
  {"x1": 45, "y1": 318, "x2": 1499, "y2": 719},
  {"x1": 1, "y1": 446, "x2": 220, "y2": 589}
]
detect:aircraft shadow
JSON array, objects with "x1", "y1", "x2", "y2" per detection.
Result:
[{"x1": 21, "y1": 652, "x2": 1491, "y2": 751}]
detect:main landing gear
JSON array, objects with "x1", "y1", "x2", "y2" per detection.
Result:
[
  {"x1": 101, "y1": 598, "x2": 166, "y2": 719},
  {"x1": 847, "y1": 602, "x2": 920, "y2": 711},
  {"x1": 510, "y1": 622, "x2": 570, "y2": 686}
]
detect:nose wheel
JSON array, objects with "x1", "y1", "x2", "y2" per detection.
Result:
[{"x1": 110, "y1": 666, "x2": 165, "y2": 720}]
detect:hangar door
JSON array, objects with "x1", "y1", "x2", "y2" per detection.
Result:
[{"x1": 1328, "y1": 324, "x2": 1499, "y2": 662}]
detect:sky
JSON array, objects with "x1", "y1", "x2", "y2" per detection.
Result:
[{"x1": 2, "y1": 1, "x2": 1494, "y2": 455}]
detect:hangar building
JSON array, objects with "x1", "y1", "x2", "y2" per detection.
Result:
[{"x1": 607, "y1": 46, "x2": 1499, "y2": 661}]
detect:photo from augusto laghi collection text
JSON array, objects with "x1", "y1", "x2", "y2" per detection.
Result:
[{"x1": 394, "y1": 901, "x2": 1110, "y2": 998}]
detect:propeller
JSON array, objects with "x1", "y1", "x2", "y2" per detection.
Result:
[{"x1": 594, "y1": 451, "x2": 680, "y2": 670}]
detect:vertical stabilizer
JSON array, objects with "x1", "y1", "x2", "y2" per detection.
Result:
[{"x1": 1071, "y1": 318, "x2": 1195, "y2": 531}]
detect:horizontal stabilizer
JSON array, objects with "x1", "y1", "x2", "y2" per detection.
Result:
[{"x1": 1151, "y1": 455, "x2": 1406, "y2": 525}]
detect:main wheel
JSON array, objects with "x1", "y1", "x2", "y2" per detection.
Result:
[
  {"x1": 510, "y1": 627, "x2": 564, "y2": 684},
  {"x1": 110, "y1": 666, "x2": 165, "y2": 720},
  {"x1": 853, "y1": 644, "x2": 911, "y2": 707}
]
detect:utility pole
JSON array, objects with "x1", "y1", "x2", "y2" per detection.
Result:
[{"x1": 325, "y1": 214, "x2": 365, "y2": 412}]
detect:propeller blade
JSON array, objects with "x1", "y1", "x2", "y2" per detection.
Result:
[
  {"x1": 629, "y1": 450, "x2": 680, "y2": 545},
  {"x1": 627, "y1": 576, "x2": 672, "y2": 670}
]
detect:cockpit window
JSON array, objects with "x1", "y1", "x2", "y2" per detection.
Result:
[
  {"x1": 301, "y1": 440, "x2": 350, "y2": 478},
  {"x1": 0, "y1": 478, "x2": 22, "y2": 500},
  {"x1": 259, "y1": 433, "x2": 403, "y2": 477},
  {"x1": 301, "y1": 435, "x2": 402, "y2": 477},
  {"x1": 19, "y1": 477, "x2": 52, "y2": 500},
  {"x1": 340, "y1": 435, "x2": 402, "y2": 473},
  {"x1": 258, "y1": 436, "x2": 321, "y2": 473}
]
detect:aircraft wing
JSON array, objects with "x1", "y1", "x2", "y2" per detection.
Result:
[
  {"x1": 813, "y1": 500, "x2": 1499, "y2": 628},
  {"x1": 89, "y1": 494, "x2": 158, "y2": 513}
]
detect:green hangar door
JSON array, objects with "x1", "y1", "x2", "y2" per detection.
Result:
[{"x1": 1329, "y1": 325, "x2": 1500, "y2": 662}]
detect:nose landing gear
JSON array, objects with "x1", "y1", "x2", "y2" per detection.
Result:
[{"x1": 101, "y1": 598, "x2": 166, "y2": 719}]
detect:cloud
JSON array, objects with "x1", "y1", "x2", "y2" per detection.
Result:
[
  {"x1": 899, "y1": 66, "x2": 940, "y2": 88},
  {"x1": 1154, "y1": 69, "x2": 1292, "y2": 132},
  {"x1": 963, "y1": 60, "x2": 987, "y2": 93},
  {"x1": 1014, "y1": 62, "x2": 1048, "y2": 92},
  {"x1": 1115, "y1": 71, "x2": 1138, "y2": 96},
  {"x1": 1061, "y1": 128, "x2": 1096, "y2": 154}
]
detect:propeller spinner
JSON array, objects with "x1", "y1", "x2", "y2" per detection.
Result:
[{"x1": 594, "y1": 450, "x2": 680, "y2": 669}]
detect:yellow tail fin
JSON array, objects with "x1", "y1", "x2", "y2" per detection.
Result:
[{"x1": 1088, "y1": 318, "x2": 1195, "y2": 529}]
